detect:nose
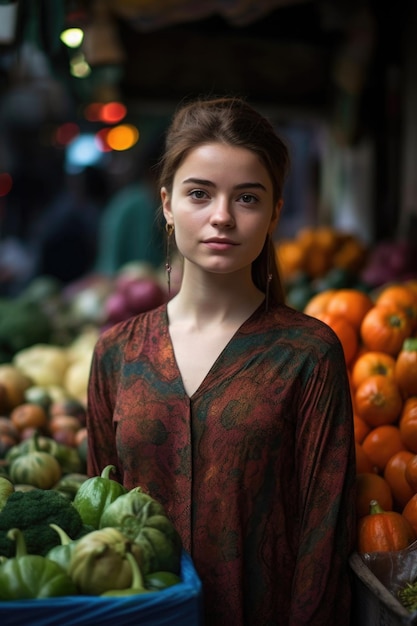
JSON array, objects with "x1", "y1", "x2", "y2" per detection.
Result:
[{"x1": 209, "y1": 196, "x2": 235, "y2": 228}]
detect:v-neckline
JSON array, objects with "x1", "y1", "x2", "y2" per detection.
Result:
[{"x1": 163, "y1": 302, "x2": 264, "y2": 398}]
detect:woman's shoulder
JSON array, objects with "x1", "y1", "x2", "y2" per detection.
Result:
[
  {"x1": 257, "y1": 302, "x2": 345, "y2": 353},
  {"x1": 95, "y1": 304, "x2": 167, "y2": 352}
]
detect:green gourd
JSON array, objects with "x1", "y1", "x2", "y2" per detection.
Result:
[
  {"x1": 72, "y1": 464, "x2": 127, "y2": 529},
  {"x1": 0, "y1": 528, "x2": 76, "y2": 600}
]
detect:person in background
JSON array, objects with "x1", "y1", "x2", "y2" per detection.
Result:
[
  {"x1": 94, "y1": 138, "x2": 165, "y2": 274},
  {"x1": 86, "y1": 96, "x2": 356, "y2": 626},
  {"x1": 0, "y1": 236, "x2": 34, "y2": 296},
  {"x1": 33, "y1": 166, "x2": 106, "y2": 284}
]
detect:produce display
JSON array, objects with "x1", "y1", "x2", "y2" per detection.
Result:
[
  {"x1": 276, "y1": 227, "x2": 417, "y2": 311},
  {"x1": 301, "y1": 278, "x2": 417, "y2": 612},
  {"x1": 0, "y1": 464, "x2": 182, "y2": 599}
]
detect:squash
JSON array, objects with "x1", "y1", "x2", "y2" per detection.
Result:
[
  {"x1": 357, "y1": 499, "x2": 415, "y2": 553},
  {"x1": 0, "y1": 365, "x2": 33, "y2": 411},
  {"x1": 13, "y1": 344, "x2": 69, "y2": 388},
  {"x1": 9, "y1": 403, "x2": 48, "y2": 433},
  {"x1": 9, "y1": 451, "x2": 62, "y2": 489}
]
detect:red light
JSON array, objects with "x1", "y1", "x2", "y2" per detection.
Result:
[
  {"x1": 100, "y1": 102, "x2": 127, "y2": 124},
  {"x1": 55, "y1": 123, "x2": 80, "y2": 146}
]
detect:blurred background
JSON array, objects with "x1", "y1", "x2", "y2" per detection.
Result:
[{"x1": 0, "y1": 0, "x2": 416, "y2": 299}]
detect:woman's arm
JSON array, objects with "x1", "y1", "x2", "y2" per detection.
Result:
[
  {"x1": 290, "y1": 342, "x2": 357, "y2": 625},
  {"x1": 86, "y1": 339, "x2": 123, "y2": 482}
]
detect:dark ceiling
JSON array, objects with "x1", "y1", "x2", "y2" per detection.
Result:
[
  {"x1": 0, "y1": 0, "x2": 408, "y2": 121},
  {"x1": 115, "y1": 2, "x2": 339, "y2": 108}
]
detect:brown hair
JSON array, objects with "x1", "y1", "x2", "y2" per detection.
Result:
[{"x1": 158, "y1": 96, "x2": 290, "y2": 304}]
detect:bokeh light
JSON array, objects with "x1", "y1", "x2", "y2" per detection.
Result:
[
  {"x1": 66, "y1": 134, "x2": 103, "y2": 170},
  {"x1": 105, "y1": 124, "x2": 139, "y2": 151},
  {"x1": 95, "y1": 128, "x2": 112, "y2": 152},
  {"x1": 60, "y1": 27, "x2": 84, "y2": 48},
  {"x1": 55, "y1": 122, "x2": 80, "y2": 146},
  {"x1": 99, "y1": 102, "x2": 127, "y2": 124}
]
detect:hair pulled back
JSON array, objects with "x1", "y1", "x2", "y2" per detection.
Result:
[{"x1": 158, "y1": 96, "x2": 290, "y2": 305}]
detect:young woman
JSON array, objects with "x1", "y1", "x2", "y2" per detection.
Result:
[{"x1": 86, "y1": 96, "x2": 356, "y2": 625}]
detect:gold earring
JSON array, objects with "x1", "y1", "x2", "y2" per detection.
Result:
[
  {"x1": 265, "y1": 234, "x2": 273, "y2": 312},
  {"x1": 165, "y1": 223, "x2": 174, "y2": 296}
]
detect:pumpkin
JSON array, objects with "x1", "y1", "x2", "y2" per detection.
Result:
[
  {"x1": 355, "y1": 473, "x2": 393, "y2": 519},
  {"x1": 357, "y1": 499, "x2": 416, "y2": 553},
  {"x1": 9, "y1": 451, "x2": 62, "y2": 489}
]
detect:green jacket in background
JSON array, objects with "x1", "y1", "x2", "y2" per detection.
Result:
[{"x1": 95, "y1": 183, "x2": 164, "y2": 274}]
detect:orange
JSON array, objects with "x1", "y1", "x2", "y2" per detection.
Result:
[
  {"x1": 354, "y1": 374, "x2": 403, "y2": 427},
  {"x1": 362, "y1": 424, "x2": 407, "y2": 473},
  {"x1": 360, "y1": 305, "x2": 412, "y2": 357},
  {"x1": 399, "y1": 397, "x2": 417, "y2": 453},
  {"x1": 353, "y1": 414, "x2": 371, "y2": 444},
  {"x1": 326, "y1": 288, "x2": 374, "y2": 331},
  {"x1": 351, "y1": 351, "x2": 396, "y2": 390},
  {"x1": 405, "y1": 454, "x2": 417, "y2": 492},
  {"x1": 402, "y1": 493, "x2": 417, "y2": 535},
  {"x1": 384, "y1": 450, "x2": 415, "y2": 509},
  {"x1": 356, "y1": 472, "x2": 393, "y2": 518},
  {"x1": 375, "y1": 283, "x2": 417, "y2": 330},
  {"x1": 394, "y1": 337, "x2": 417, "y2": 398},
  {"x1": 303, "y1": 289, "x2": 337, "y2": 318},
  {"x1": 275, "y1": 240, "x2": 305, "y2": 280},
  {"x1": 317, "y1": 312, "x2": 358, "y2": 367},
  {"x1": 355, "y1": 441, "x2": 376, "y2": 474},
  {"x1": 405, "y1": 280, "x2": 417, "y2": 298}
]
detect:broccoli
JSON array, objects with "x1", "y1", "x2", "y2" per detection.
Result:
[{"x1": 0, "y1": 489, "x2": 91, "y2": 558}]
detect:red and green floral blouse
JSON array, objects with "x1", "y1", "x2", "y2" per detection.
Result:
[{"x1": 86, "y1": 302, "x2": 356, "y2": 626}]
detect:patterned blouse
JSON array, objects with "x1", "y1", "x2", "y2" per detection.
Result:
[{"x1": 86, "y1": 302, "x2": 356, "y2": 626}]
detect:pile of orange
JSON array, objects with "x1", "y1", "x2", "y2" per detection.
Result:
[
  {"x1": 304, "y1": 279, "x2": 417, "y2": 553},
  {"x1": 276, "y1": 226, "x2": 368, "y2": 281}
]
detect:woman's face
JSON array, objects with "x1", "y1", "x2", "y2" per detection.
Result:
[{"x1": 161, "y1": 142, "x2": 281, "y2": 277}]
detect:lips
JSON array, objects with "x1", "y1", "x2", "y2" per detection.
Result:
[{"x1": 203, "y1": 238, "x2": 238, "y2": 245}]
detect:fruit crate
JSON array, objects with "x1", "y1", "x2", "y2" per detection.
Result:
[
  {"x1": 350, "y1": 551, "x2": 417, "y2": 626},
  {"x1": 0, "y1": 550, "x2": 203, "y2": 626}
]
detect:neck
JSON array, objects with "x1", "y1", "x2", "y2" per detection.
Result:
[{"x1": 168, "y1": 266, "x2": 264, "y2": 327}]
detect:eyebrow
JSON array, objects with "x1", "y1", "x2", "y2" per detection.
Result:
[{"x1": 182, "y1": 177, "x2": 267, "y2": 192}]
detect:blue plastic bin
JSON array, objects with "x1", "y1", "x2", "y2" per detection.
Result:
[{"x1": 0, "y1": 551, "x2": 203, "y2": 626}]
